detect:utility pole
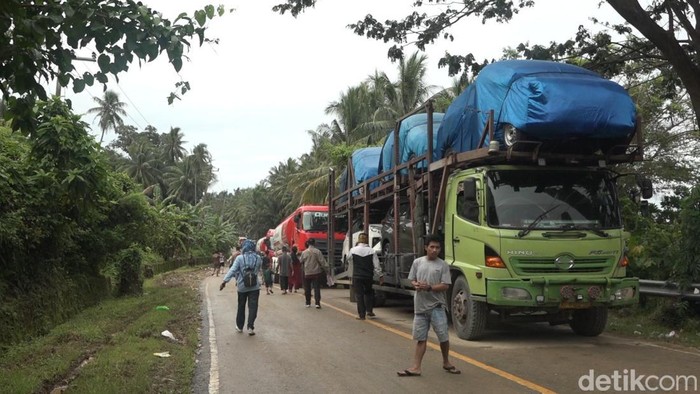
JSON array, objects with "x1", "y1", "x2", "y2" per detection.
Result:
[{"x1": 55, "y1": 55, "x2": 96, "y2": 97}]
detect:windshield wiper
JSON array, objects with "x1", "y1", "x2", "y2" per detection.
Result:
[
  {"x1": 517, "y1": 204, "x2": 562, "y2": 238},
  {"x1": 560, "y1": 224, "x2": 609, "y2": 238}
]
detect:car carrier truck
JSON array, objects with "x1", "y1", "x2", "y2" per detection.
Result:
[{"x1": 328, "y1": 60, "x2": 653, "y2": 340}]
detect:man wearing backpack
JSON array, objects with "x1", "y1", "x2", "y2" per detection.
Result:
[{"x1": 220, "y1": 239, "x2": 262, "y2": 336}]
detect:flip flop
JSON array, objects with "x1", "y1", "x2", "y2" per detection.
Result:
[
  {"x1": 443, "y1": 366, "x2": 461, "y2": 374},
  {"x1": 397, "y1": 369, "x2": 421, "y2": 377}
]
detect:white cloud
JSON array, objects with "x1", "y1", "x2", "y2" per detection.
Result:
[{"x1": 63, "y1": 0, "x2": 619, "y2": 192}]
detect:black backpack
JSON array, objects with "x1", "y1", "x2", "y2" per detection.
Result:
[{"x1": 241, "y1": 255, "x2": 258, "y2": 287}]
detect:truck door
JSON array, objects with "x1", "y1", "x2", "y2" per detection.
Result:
[{"x1": 449, "y1": 176, "x2": 491, "y2": 296}]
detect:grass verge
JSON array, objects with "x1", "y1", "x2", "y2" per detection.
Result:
[
  {"x1": 607, "y1": 299, "x2": 700, "y2": 349},
  {"x1": 0, "y1": 266, "x2": 207, "y2": 393}
]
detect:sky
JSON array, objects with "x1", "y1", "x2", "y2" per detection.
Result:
[{"x1": 63, "y1": 0, "x2": 621, "y2": 193}]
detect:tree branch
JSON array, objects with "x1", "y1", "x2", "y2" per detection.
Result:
[{"x1": 667, "y1": 1, "x2": 700, "y2": 54}]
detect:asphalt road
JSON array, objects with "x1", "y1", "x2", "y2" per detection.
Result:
[{"x1": 196, "y1": 276, "x2": 700, "y2": 394}]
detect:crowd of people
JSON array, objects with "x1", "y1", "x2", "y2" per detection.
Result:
[
  {"x1": 216, "y1": 233, "x2": 459, "y2": 377},
  {"x1": 216, "y1": 236, "x2": 326, "y2": 335}
]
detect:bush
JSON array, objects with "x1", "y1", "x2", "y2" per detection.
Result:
[
  {"x1": 652, "y1": 300, "x2": 692, "y2": 329},
  {"x1": 115, "y1": 246, "x2": 144, "y2": 297}
]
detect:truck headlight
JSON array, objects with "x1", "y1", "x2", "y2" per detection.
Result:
[
  {"x1": 501, "y1": 287, "x2": 532, "y2": 300},
  {"x1": 613, "y1": 287, "x2": 635, "y2": 300}
]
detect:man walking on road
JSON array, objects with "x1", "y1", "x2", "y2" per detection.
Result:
[
  {"x1": 349, "y1": 233, "x2": 383, "y2": 320},
  {"x1": 277, "y1": 246, "x2": 292, "y2": 294},
  {"x1": 397, "y1": 234, "x2": 461, "y2": 377},
  {"x1": 220, "y1": 239, "x2": 262, "y2": 336},
  {"x1": 300, "y1": 238, "x2": 329, "y2": 308}
]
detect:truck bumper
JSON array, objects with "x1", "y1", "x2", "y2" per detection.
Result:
[{"x1": 485, "y1": 277, "x2": 639, "y2": 308}]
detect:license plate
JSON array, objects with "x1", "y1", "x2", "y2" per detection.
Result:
[{"x1": 560, "y1": 301, "x2": 592, "y2": 309}]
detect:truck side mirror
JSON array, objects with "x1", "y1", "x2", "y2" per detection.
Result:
[
  {"x1": 639, "y1": 177, "x2": 653, "y2": 199},
  {"x1": 640, "y1": 200, "x2": 650, "y2": 217}
]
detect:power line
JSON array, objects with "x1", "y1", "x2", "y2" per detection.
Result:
[
  {"x1": 114, "y1": 80, "x2": 151, "y2": 127},
  {"x1": 75, "y1": 63, "x2": 148, "y2": 130}
]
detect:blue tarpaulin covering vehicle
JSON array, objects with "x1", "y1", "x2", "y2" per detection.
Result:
[
  {"x1": 434, "y1": 60, "x2": 637, "y2": 160},
  {"x1": 379, "y1": 112, "x2": 444, "y2": 177},
  {"x1": 339, "y1": 147, "x2": 382, "y2": 197}
]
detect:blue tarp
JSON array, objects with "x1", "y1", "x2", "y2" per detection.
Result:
[
  {"x1": 378, "y1": 113, "x2": 444, "y2": 176},
  {"x1": 379, "y1": 130, "x2": 394, "y2": 175},
  {"x1": 351, "y1": 147, "x2": 381, "y2": 191},
  {"x1": 339, "y1": 147, "x2": 382, "y2": 197},
  {"x1": 434, "y1": 60, "x2": 637, "y2": 160}
]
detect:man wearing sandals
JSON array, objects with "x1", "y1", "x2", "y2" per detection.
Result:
[{"x1": 398, "y1": 234, "x2": 461, "y2": 377}]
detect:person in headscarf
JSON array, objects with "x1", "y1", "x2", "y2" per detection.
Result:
[
  {"x1": 288, "y1": 245, "x2": 303, "y2": 293},
  {"x1": 220, "y1": 239, "x2": 262, "y2": 336}
]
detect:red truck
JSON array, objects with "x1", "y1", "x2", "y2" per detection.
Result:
[{"x1": 271, "y1": 205, "x2": 345, "y2": 271}]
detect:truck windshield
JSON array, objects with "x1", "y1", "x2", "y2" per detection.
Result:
[
  {"x1": 302, "y1": 211, "x2": 328, "y2": 232},
  {"x1": 485, "y1": 170, "x2": 620, "y2": 230}
]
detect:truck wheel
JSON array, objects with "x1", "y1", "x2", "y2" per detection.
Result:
[
  {"x1": 373, "y1": 290, "x2": 387, "y2": 307},
  {"x1": 570, "y1": 307, "x2": 608, "y2": 337},
  {"x1": 451, "y1": 276, "x2": 488, "y2": 340},
  {"x1": 503, "y1": 124, "x2": 526, "y2": 148}
]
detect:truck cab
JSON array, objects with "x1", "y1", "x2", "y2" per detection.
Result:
[{"x1": 444, "y1": 165, "x2": 647, "y2": 339}]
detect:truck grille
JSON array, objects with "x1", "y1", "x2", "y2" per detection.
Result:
[
  {"x1": 315, "y1": 239, "x2": 344, "y2": 267},
  {"x1": 510, "y1": 257, "x2": 612, "y2": 275}
]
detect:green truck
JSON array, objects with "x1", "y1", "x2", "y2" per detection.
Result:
[{"x1": 329, "y1": 60, "x2": 653, "y2": 340}]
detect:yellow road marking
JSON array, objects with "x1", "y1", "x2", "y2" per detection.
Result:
[{"x1": 320, "y1": 299, "x2": 556, "y2": 394}]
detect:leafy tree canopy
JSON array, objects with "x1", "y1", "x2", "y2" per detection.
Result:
[
  {"x1": 273, "y1": 0, "x2": 700, "y2": 127},
  {"x1": 0, "y1": 0, "x2": 227, "y2": 133}
]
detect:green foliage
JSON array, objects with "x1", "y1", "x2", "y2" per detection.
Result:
[
  {"x1": 114, "y1": 246, "x2": 144, "y2": 297},
  {"x1": 0, "y1": 0, "x2": 226, "y2": 133},
  {"x1": 676, "y1": 185, "x2": 700, "y2": 286},
  {"x1": 0, "y1": 266, "x2": 110, "y2": 347},
  {"x1": 652, "y1": 300, "x2": 693, "y2": 330},
  {"x1": 625, "y1": 183, "x2": 700, "y2": 286},
  {"x1": 0, "y1": 268, "x2": 202, "y2": 392},
  {"x1": 0, "y1": 99, "x2": 230, "y2": 346}
]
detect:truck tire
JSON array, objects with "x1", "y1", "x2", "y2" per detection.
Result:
[
  {"x1": 570, "y1": 307, "x2": 608, "y2": 337},
  {"x1": 451, "y1": 276, "x2": 488, "y2": 340}
]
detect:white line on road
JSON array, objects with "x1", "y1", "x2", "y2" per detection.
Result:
[{"x1": 206, "y1": 281, "x2": 219, "y2": 394}]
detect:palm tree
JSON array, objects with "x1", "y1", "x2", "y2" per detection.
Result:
[
  {"x1": 283, "y1": 128, "x2": 348, "y2": 205},
  {"x1": 267, "y1": 157, "x2": 299, "y2": 212},
  {"x1": 286, "y1": 53, "x2": 434, "y2": 206},
  {"x1": 324, "y1": 82, "x2": 378, "y2": 144},
  {"x1": 166, "y1": 144, "x2": 215, "y2": 205},
  {"x1": 164, "y1": 156, "x2": 198, "y2": 205},
  {"x1": 86, "y1": 90, "x2": 128, "y2": 144},
  {"x1": 120, "y1": 141, "x2": 161, "y2": 187},
  {"x1": 190, "y1": 143, "x2": 215, "y2": 203},
  {"x1": 393, "y1": 51, "x2": 432, "y2": 115},
  {"x1": 161, "y1": 126, "x2": 187, "y2": 164}
]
